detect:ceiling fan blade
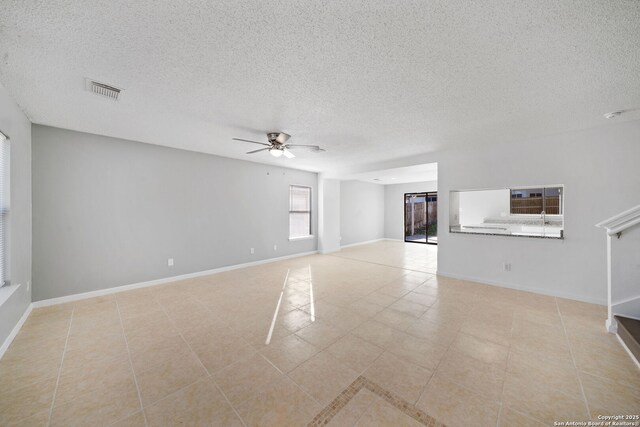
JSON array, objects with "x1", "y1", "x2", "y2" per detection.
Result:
[
  {"x1": 233, "y1": 138, "x2": 271, "y2": 146},
  {"x1": 246, "y1": 148, "x2": 270, "y2": 154},
  {"x1": 283, "y1": 148, "x2": 295, "y2": 159},
  {"x1": 287, "y1": 144, "x2": 326, "y2": 152}
]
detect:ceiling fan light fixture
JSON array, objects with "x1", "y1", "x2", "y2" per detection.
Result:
[
  {"x1": 269, "y1": 147, "x2": 284, "y2": 157},
  {"x1": 234, "y1": 132, "x2": 325, "y2": 159}
]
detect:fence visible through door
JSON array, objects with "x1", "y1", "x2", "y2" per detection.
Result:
[{"x1": 404, "y1": 192, "x2": 437, "y2": 244}]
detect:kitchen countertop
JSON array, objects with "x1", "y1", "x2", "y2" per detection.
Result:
[
  {"x1": 483, "y1": 217, "x2": 563, "y2": 227},
  {"x1": 449, "y1": 223, "x2": 564, "y2": 239}
]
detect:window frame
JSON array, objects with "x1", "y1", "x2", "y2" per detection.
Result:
[
  {"x1": 288, "y1": 185, "x2": 313, "y2": 240},
  {"x1": 509, "y1": 185, "x2": 564, "y2": 217}
]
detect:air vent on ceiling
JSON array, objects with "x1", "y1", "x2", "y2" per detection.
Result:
[{"x1": 86, "y1": 79, "x2": 123, "y2": 101}]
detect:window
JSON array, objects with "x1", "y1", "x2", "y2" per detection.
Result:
[
  {"x1": 510, "y1": 186, "x2": 562, "y2": 215},
  {"x1": 0, "y1": 130, "x2": 8, "y2": 287},
  {"x1": 289, "y1": 185, "x2": 312, "y2": 238}
]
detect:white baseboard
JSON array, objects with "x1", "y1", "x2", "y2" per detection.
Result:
[
  {"x1": 33, "y1": 250, "x2": 318, "y2": 308},
  {"x1": 436, "y1": 270, "x2": 606, "y2": 306},
  {"x1": 340, "y1": 238, "x2": 385, "y2": 249},
  {"x1": 0, "y1": 303, "x2": 33, "y2": 359},
  {"x1": 616, "y1": 333, "x2": 640, "y2": 370}
]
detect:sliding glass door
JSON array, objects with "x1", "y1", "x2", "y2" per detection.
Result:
[{"x1": 404, "y1": 192, "x2": 437, "y2": 245}]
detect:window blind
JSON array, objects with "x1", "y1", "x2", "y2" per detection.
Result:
[
  {"x1": 0, "y1": 131, "x2": 8, "y2": 287},
  {"x1": 289, "y1": 185, "x2": 311, "y2": 238}
]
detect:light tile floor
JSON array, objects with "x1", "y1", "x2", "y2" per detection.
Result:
[{"x1": 1, "y1": 241, "x2": 638, "y2": 426}]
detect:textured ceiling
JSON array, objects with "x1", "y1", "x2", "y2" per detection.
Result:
[{"x1": 1, "y1": 1, "x2": 639, "y2": 173}]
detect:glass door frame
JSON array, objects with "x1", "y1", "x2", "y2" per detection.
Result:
[
  {"x1": 403, "y1": 192, "x2": 437, "y2": 245},
  {"x1": 425, "y1": 192, "x2": 437, "y2": 245}
]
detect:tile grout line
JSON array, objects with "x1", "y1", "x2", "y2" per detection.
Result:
[
  {"x1": 170, "y1": 261, "x2": 435, "y2": 424},
  {"x1": 46, "y1": 307, "x2": 75, "y2": 427},
  {"x1": 425, "y1": 339, "x2": 506, "y2": 404},
  {"x1": 115, "y1": 298, "x2": 149, "y2": 427},
  {"x1": 413, "y1": 321, "x2": 460, "y2": 409},
  {"x1": 361, "y1": 377, "x2": 443, "y2": 426},
  {"x1": 326, "y1": 253, "x2": 437, "y2": 275},
  {"x1": 256, "y1": 268, "x2": 344, "y2": 408},
  {"x1": 154, "y1": 297, "x2": 249, "y2": 427},
  {"x1": 574, "y1": 363, "x2": 640, "y2": 388},
  {"x1": 409, "y1": 305, "x2": 514, "y2": 424},
  {"x1": 506, "y1": 407, "x2": 549, "y2": 426},
  {"x1": 257, "y1": 349, "x2": 324, "y2": 408},
  {"x1": 154, "y1": 297, "x2": 211, "y2": 376},
  {"x1": 353, "y1": 340, "x2": 386, "y2": 377},
  {"x1": 495, "y1": 310, "x2": 516, "y2": 427},
  {"x1": 555, "y1": 297, "x2": 592, "y2": 420},
  {"x1": 350, "y1": 393, "x2": 376, "y2": 427},
  {"x1": 211, "y1": 380, "x2": 249, "y2": 427},
  {"x1": 257, "y1": 267, "x2": 382, "y2": 411},
  {"x1": 257, "y1": 266, "x2": 375, "y2": 410},
  {"x1": 342, "y1": 347, "x2": 389, "y2": 420},
  {"x1": 183, "y1": 297, "x2": 267, "y2": 426}
]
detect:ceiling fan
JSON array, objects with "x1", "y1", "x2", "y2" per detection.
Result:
[{"x1": 232, "y1": 132, "x2": 326, "y2": 158}]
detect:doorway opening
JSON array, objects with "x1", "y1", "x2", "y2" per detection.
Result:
[{"x1": 404, "y1": 192, "x2": 437, "y2": 244}]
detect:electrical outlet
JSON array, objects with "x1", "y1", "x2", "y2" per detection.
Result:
[
  {"x1": 273, "y1": 244, "x2": 277, "y2": 251},
  {"x1": 168, "y1": 258, "x2": 174, "y2": 267},
  {"x1": 503, "y1": 263, "x2": 511, "y2": 272},
  {"x1": 250, "y1": 248, "x2": 255, "y2": 254}
]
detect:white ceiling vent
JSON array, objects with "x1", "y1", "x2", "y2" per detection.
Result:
[{"x1": 85, "y1": 79, "x2": 123, "y2": 101}]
